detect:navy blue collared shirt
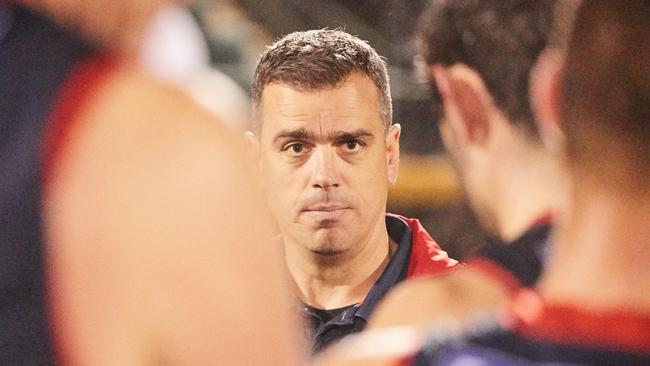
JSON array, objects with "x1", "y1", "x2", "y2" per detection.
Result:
[
  {"x1": 473, "y1": 223, "x2": 552, "y2": 287},
  {"x1": 300, "y1": 215, "x2": 414, "y2": 353}
]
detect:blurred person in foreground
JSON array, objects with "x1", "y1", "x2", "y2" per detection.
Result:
[
  {"x1": 246, "y1": 29, "x2": 458, "y2": 354},
  {"x1": 318, "y1": 0, "x2": 650, "y2": 364},
  {"x1": 367, "y1": 0, "x2": 569, "y2": 331},
  {"x1": 1, "y1": 0, "x2": 299, "y2": 364}
]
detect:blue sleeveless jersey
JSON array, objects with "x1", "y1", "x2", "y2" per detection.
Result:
[{"x1": 0, "y1": 5, "x2": 94, "y2": 364}]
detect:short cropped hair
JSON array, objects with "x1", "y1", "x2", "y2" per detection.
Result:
[
  {"x1": 251, "y1": 29, "x2": 392, "y2": 131},
  {"x1": 417, "y1": 0, "x2": 556, "y2": 139},
  {"x1": 562, "y1": 0, "x2": 650, "y2": 168}
]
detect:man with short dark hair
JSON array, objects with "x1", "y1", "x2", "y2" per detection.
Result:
[
  {"x1": 247, "y1": 29, "x2": 458, "y2": 353},
  {"x1": 409, "y1": 1, "x2": 650, "y2": 362},
  {"x1": 366, "y1": 0, "x2": 566, "y2": 330}
]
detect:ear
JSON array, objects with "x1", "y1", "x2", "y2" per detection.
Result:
[
  {"x1": 530, "y1": 49, "x2": 566, "y2": 151},
  {"x1": 431, "y1": 65, "x2": 492, "y2": 146},
  {"x1": 385, "y1": 123, "x2": 401, "y2": 184},
  {"x1": 244, "y1": 131, "x2": 261, "y2": 165}
]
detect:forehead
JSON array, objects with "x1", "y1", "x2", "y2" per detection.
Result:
[{"x1": 258, "y1": 73, "x2": 383, "y2": 140}]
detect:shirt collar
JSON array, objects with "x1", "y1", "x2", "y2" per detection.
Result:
[{"x1": 355, "y1": 214, "x2": 413, "y2": 320}]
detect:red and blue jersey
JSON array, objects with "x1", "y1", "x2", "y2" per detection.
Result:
[{"x1": 411, "y1": 290, "x2": 650, "y2": 365}]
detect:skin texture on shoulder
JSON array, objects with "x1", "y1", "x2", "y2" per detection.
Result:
[
  {"x1": 44, "y1": 66, "x2": 300, "y2": 365},
  {"x1": 369, "y1": 268, "x2": 509, "y2": 330}
]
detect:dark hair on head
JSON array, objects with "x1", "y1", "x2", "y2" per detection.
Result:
[
  {"x1": 562, "y1": 0, "x2": 650, "y2": 172},
  {"x1": 251, "y1": 29, "x2": 392, "y2": 131},
  {"x1": 546, "y1": 0, "x2": 582, "y2": 54},
  {"x1": 417, "y1": 0, "x2": 556, "y2": 139}
]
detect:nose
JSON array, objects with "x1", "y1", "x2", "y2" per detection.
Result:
[{"x1": 310, "y1": 148, "x2": 340, "y2": 191}]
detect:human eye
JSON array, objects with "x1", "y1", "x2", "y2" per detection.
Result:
[
  {"x1": 339, "y1": 139, "x2": 365, "y2": 153},
  {"x1": 281, "y1": 142, "x2": 312, "y2": 157}
]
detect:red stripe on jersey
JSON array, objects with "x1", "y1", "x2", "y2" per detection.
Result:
[
  {"x1": 40, "y1": 55, "x2": 117, "y2": 189},
  {"x1": 510, "y1": 290, "x2": 650, "y2": 355},
  {"x1": 40, "y1": 54, "x2": 118, "y2": 366}
]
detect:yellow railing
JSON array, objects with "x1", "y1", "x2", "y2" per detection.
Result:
[{"x1": 388, "y1": 154, "x2": 460, "y2": 209}]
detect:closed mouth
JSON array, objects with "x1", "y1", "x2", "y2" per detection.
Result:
[
  {"x1": 300, "y1": 206, "x2": 351, "y2": 222},
  {"x1": 302, "y1": 205, "x2": 349, "y2": 212}
]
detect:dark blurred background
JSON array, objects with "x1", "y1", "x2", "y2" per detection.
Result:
[{"x1": 191, "y1": 0, "x2": 489, "y2": 260}]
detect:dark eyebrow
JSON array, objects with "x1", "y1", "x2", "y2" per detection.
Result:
[
  {"x1": 272, "y1": 128, "x2": 375, "y2": 144},
  {"x1": 272, "y1": 128, "x2": 314, "y2": 143},
  {"x1": 329, "y1": 129, "x2": 375, "y2": 141}
]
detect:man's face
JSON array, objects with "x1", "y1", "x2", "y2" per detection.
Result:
[{"x1": 256, "y1": 72, "x2": 400, "y2": 257}]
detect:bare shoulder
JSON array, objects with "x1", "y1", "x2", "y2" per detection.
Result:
[
  {"x1": 369, "y1": 268, "x2": 510, "y2": 329},
  {"x1": 83, "y1": 67, "x2": 248, "y2": 176},
  {"x1": 46, "y1": 67, "x2": 298, "y2": 365},
  {"x1": 50, "y1": 66, "x2": 271, "y2": 260}
]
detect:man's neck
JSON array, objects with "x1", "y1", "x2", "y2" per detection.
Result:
[
  {"x1": 490, "y1": 146, "x2": 567, "y2": 242},
  {"x1": 284, "y1": 220, "x2": 393, "y2": 310},
  {"x1": 539, "y1": 183, "x2": 650, "y2": 313}
]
